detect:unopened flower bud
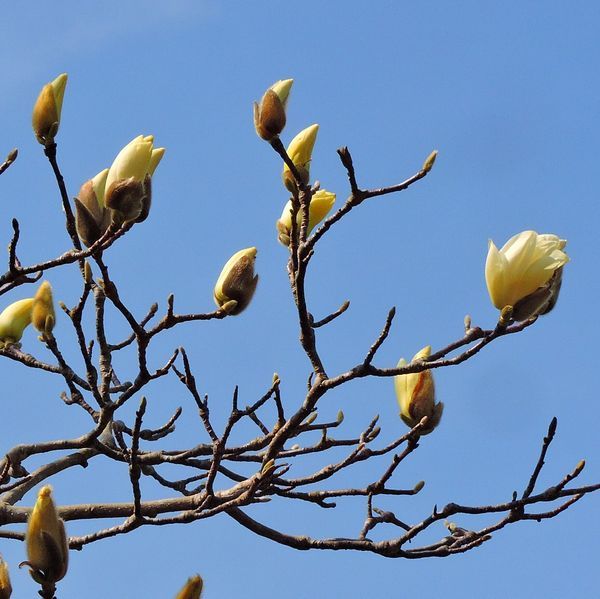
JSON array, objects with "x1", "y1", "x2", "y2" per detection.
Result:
[
  {"x1": 32, "y1": 74, "x2": 67, "y2": 145},
  {"x1": 213, "y1": 247, "x2": 258, "y2": 315},
  {"x1": 276, "y1": 189, "x2": 335, "y2": 245},
  {"x1": 254, "y1": 79, "x2": 293, "y2": 141},
  {"x1": 32, "y1": 282, "x2": 55, "y2": 335},
  {"x1": 175, "y1": 575, "x2": 204, "y2": 599},
  {"x1": 394, "y1": 346, "x2": 443, "y2": 435},
  {"x1": 75, "y1": 168, "x2": 111, "y2": 247},
  {"x1": 0, "y1": 556, "x2": 11, "y2": 599},
  {"x1": 282, "y1": 124, "x2": 319, "y2": 193},
  {"x1": 25, "y1": 486, "x2": 68, "y2": 584},
  {"x1": 422, "y1": 150, "x2": 438, "y2": 173},
  {"x1": 303, "y1": 412, "x2": 318, "y2": 426},
  {"x1": 104, "y1": 135, "x2": 165, "y2": 223},
  {"x1": 84, "y1": 261, "x2": 93, "y2": 285},
  {"x1": 0, "y1": 298, "x2": 34, "y2": 347},
  {"x1": 485, "y1": 231, "x2": 568, "y2": 321}
]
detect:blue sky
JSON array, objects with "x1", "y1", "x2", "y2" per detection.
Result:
[{"x1": 0, "y1": 2, "x2": 599, "y2": 597}]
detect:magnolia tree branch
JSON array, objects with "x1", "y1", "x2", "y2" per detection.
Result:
[{"x1": 0, "y1": 130, "x2": 596, "y2": 581}]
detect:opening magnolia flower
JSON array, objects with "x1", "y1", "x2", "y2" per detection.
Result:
[
  {"x1": 485, "y1": 230, "x2": 569, "y2": 321},
  {"x1": 394, "y1": 346, "x2": 443, "y2": 435}
]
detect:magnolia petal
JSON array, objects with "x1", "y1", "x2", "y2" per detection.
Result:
[
  {"x1": 485, "y1": 240, "x2": 509, "y2": 308},
  {"x1": 501, "y1": 230, "x2": 537, "y2": 279}
]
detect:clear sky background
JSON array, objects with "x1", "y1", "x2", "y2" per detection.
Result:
[{"x1": 0, "y1": 2, "x2": 599, "y2": 597}]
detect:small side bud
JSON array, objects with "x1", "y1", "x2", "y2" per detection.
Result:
[
  {"x1": 498, "y1": 305, "x2": 514, "y2": 327},
  {"x1": 6, "y1": 149, "x2": 18, "y2": 164},
  {"x1": 213, "y1": 248, "x2": 258, "y2": 315},
  {"x1": 303, "y1": 412, "x2": 318, "y2": 426},
  {"x1": 84, "y1": 262, "x2": 93, "y2": 284},
  {"x1": 422, "y1": 150, "x2": 438, "y2": 173},
  {"x1": 368, "y1": 426, "x2": 381, "y2": 440},
  {"x1": 464, "y1": 314, "x2": 472, "y2": 332},
  {"x1": 261, "y1": 459, "x2": 276, "y2": 476},
  {"x1": 219, "y1": 299, "x2": 239, "y2": 314},
  {"x1": 413, "y1": 480, "x2": 425, "y2": 493},
  {"x1": 336, "y1": 410, "x2": 344, "y2": 424},
  {"x1": 175, "y1": 575, "x2": 204, "y2": 599}
]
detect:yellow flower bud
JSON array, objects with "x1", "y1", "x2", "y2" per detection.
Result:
[
  {"x1": 282, "y1": 124, "x2": 319, "y2": 192},
  {"x1": 254, "y1": 78, "x2": 293, "y2": 141},
  {"x1": 25, "y1": 486, "x2": 69, "y2": 584},
  {"x1": 485, "y1": 231, "x2": 569, "y2": 321},
  {"x1": 104, "y1": 135, "x2": 165, "y2": 222},
  {"x1": 32, "y1": 73, "x2": 67, "y2": 145},
  {"x1": 0, "y1": 298, "x2": 34, "y2": 347},
  {"x1": 175, "y1": 575, "x2": 204, "y2": 599},
  {"x1": 32, "y1": 282, "x2": 55, "y2": 335},
  {"x1": 75, "y1": 168, "x2": 111, "y2": 247},
  {"x1": 422, "y1": 150, "x2": 438, "y2": 173},
  {"x1": 394, "y1": 346, "x2": 443, "y2": 435},
  {"x1": 276, "y1": 189, "x2": 336, "y2": 246},
  {"x1": 0, "y1": 556, "x2": 11, "y2": 599},
  {"x1": 213, "y1": 247, "x2": 258, "y2": 315}
]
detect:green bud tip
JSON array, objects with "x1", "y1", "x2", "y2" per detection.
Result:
[{"x1": 422, "y1": 150, "x2": 438, "y2": 173}]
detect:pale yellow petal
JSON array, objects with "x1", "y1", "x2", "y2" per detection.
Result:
[
  {"x1": 50, "y1": 73, "x2": 68, "y2": 117},
  {"x1": 270, "y1": 79, "x2": 293, "y2": 107},
  {"x1": 485, "y1": 240, "x2": 509, "y2": 308}
]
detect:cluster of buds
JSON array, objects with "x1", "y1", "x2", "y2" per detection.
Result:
[
  {"x1": 175, "y1": 575, "x2": 204, "y2": 599},
  {"x1": 256, "y1": 80, "x2": 336, "y2": 247},
  {"x1": 32, "y1": 73, "x2": 67, "y2": 145},
  {"x1": 0, "y1": 282, "x2": 55, "y2": 348},
  {"x1": 75, "y1": 136, "x2": 165, "y2": 246},
  {"x1": 213, "y1": 248, "x2": 259, "y2": 315},
  {"x1": 23, "y1": 486, "x2": 69, "y2": 588},
  {"x1": 394, "y1": 346, "x2": 443, "y2": 435},
  {"x1": 485, "y1": 230, "x2": 569, "y2": 322}
]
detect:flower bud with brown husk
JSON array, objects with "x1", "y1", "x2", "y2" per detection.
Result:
[
  {"x1": 0, "y1": 556, "x2": 11, "y2": 599},
  {"x1": 24, "y1": 486, "x2": 68, "y2": 585},
  {"x1": 32, "y1": 73, "x2": 67, "y2": 145},
  {"x1": 75, "y1": 168, "x2": 111, "y2": 247},
  {"x1": 276, "y1": 189, "x2": 335, "y2": 246},
  {"x1": 254, "y1": 79, "x2": 293, "y2": 141},
  {"x1": 485, "y1": 231, "x2": 568, "y2": 322},
  {"x1": 175, "y1": 575, "x2": 204, "y2": 599},
  {"x1": 213, "y1": 247, "x2": 258, "y2": 315},
  {"x1": 32, "y1": 282, "x2": 55, "y2": 336},
  {"x1": 394, "y1": 346, "x2": 443, "y2": 435},
  {"x1": 104, "y1": 135, "x2": 165, "y2": 223}
]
